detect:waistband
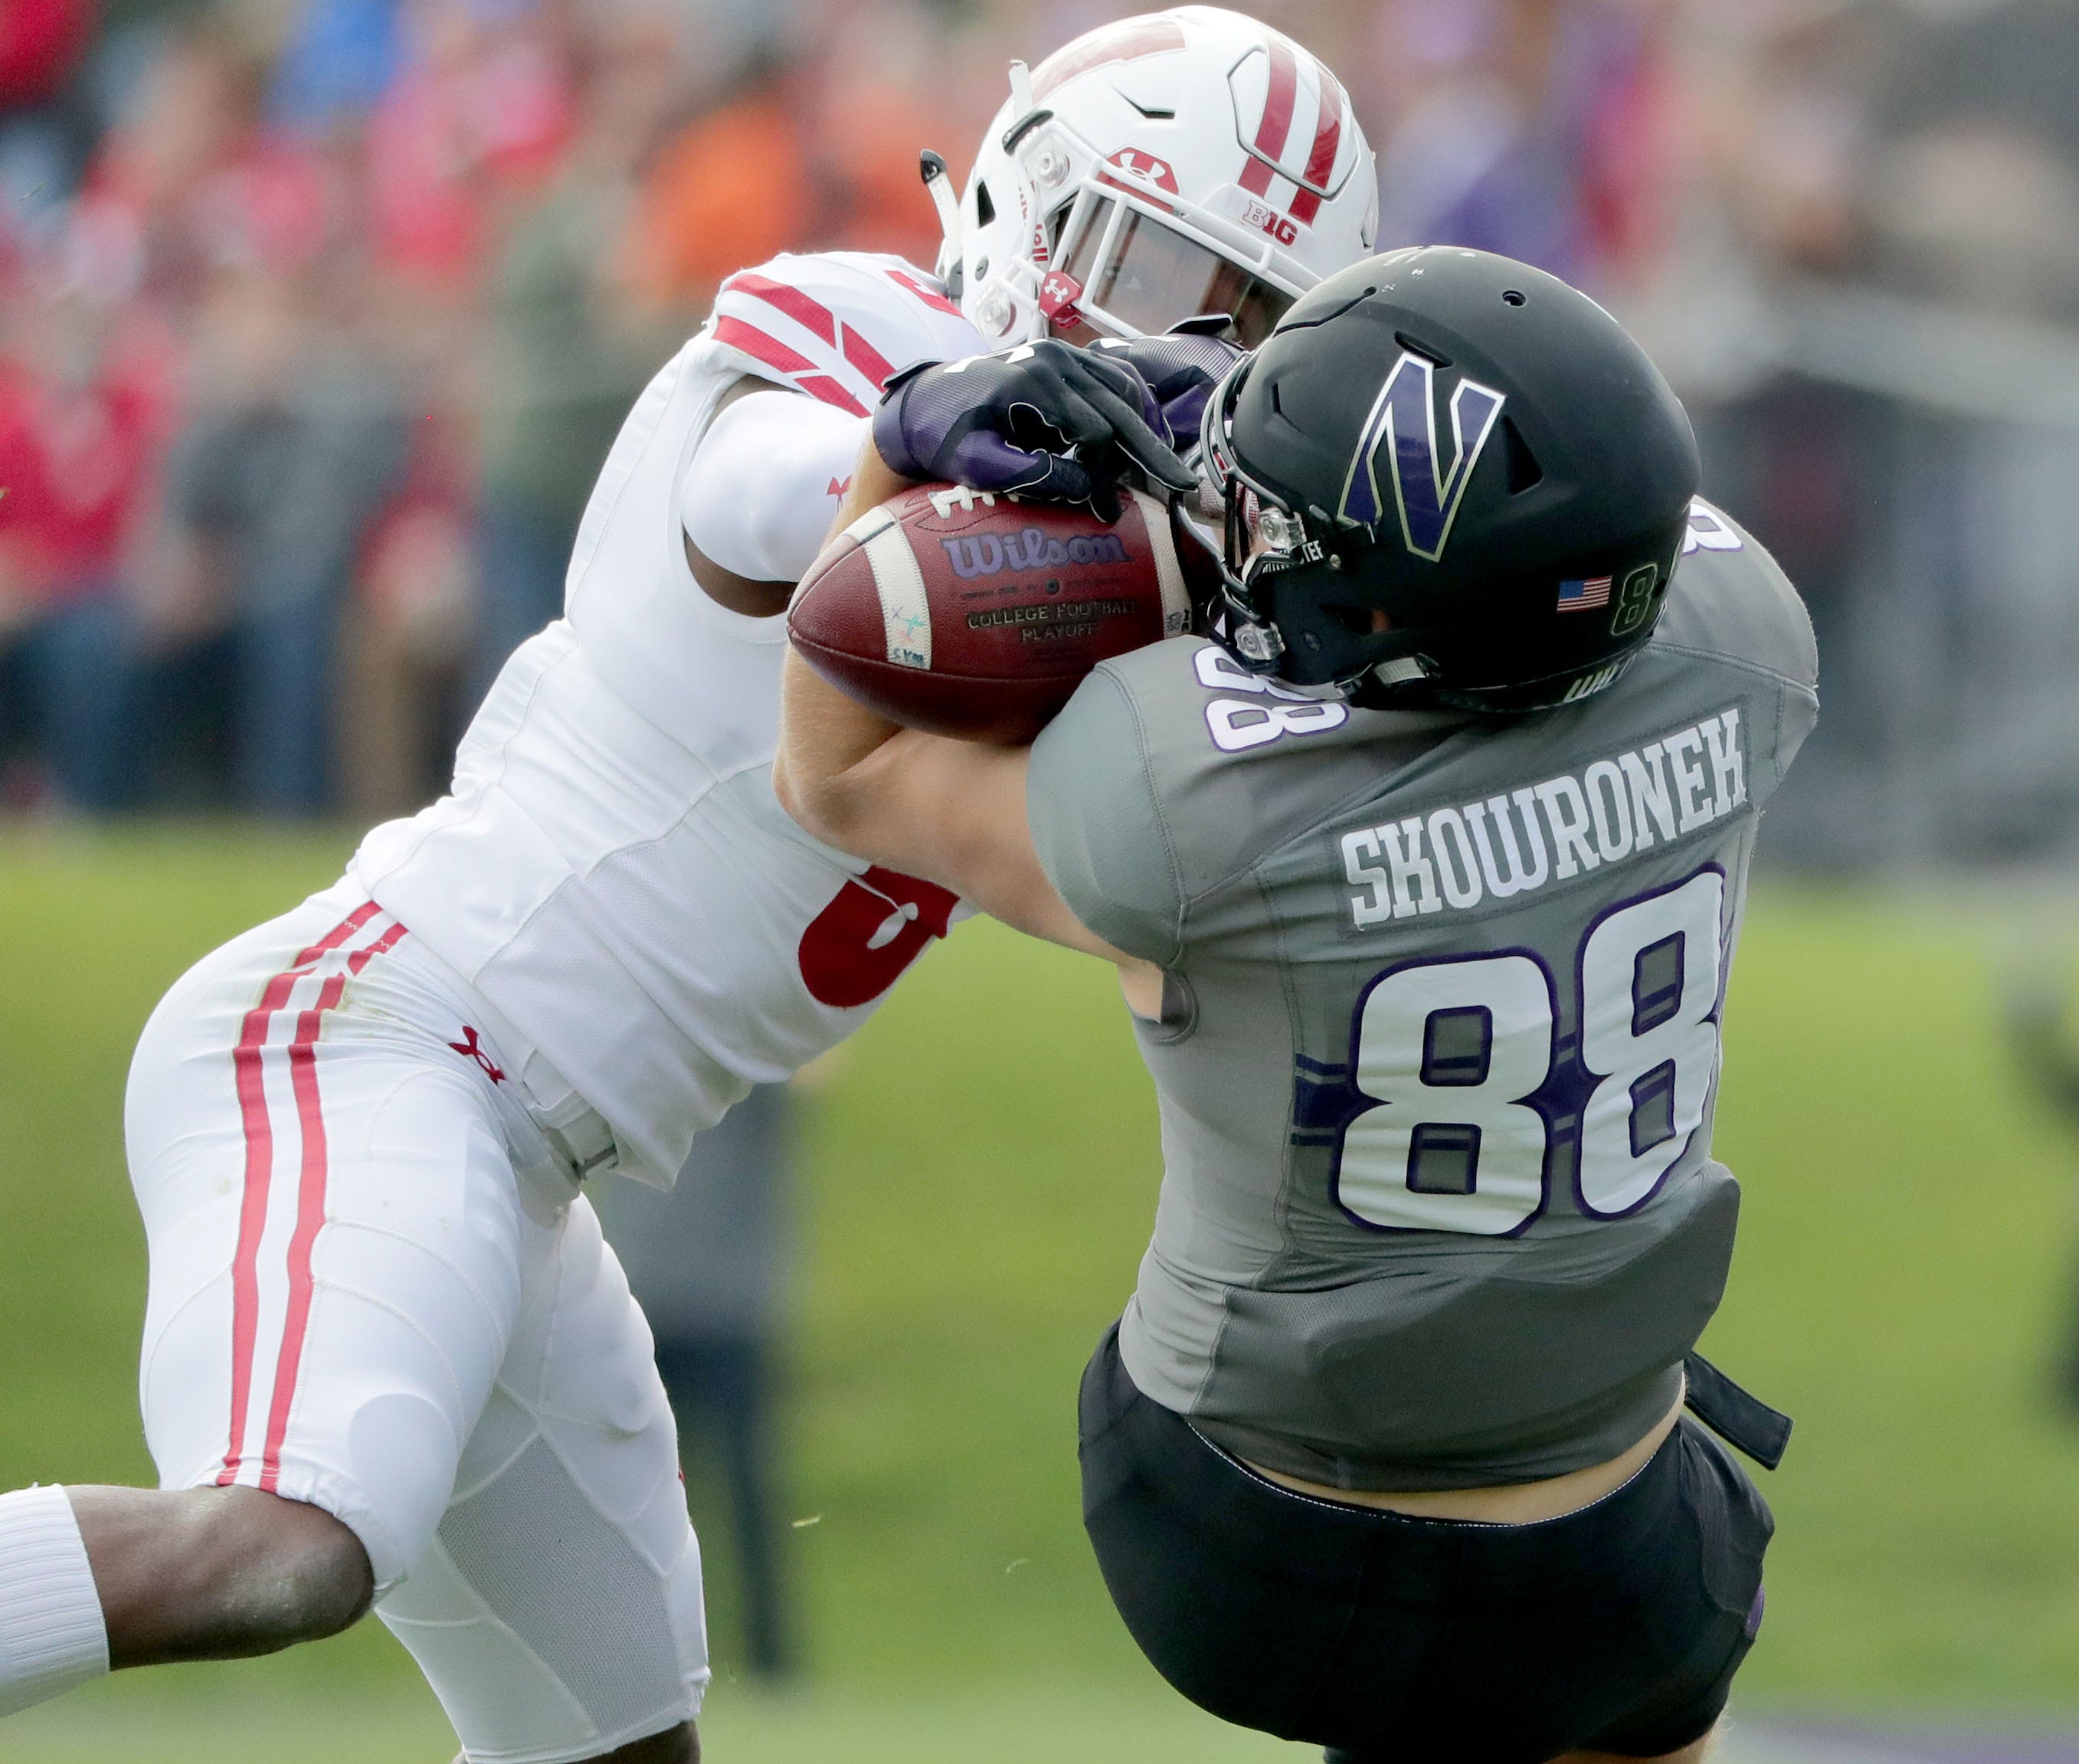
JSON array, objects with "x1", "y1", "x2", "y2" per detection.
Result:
[
  {"x1": 1082, "y1": 1322, "x2": 1726, "y2": 1598},
  {"x1": 319, "y1": 882, "x2": 624, "y2": 1183}
]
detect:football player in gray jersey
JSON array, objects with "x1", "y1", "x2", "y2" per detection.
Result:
[{"x1": 776, "y1": 247, "x2": 1818, "y2": 1763}]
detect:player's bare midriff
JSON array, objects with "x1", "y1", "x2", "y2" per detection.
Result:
[{"x1": 1239, "y1": 1379, "x2": 1687, "y2": 1525}]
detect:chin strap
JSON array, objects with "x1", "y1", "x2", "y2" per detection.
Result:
[{"x1": 918, "y1": 151, "x2": 962, "y2": 292}]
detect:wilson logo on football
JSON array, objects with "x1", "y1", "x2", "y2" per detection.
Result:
[
  {"x1": 797, "y1": 866, "x2": 958, "y2": 1010},
  {"x1": 940, "y1": 530, "x2": 1130, "y2": 579}
]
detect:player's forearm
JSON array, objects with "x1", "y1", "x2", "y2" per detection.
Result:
[
  {"x1": 830, "y1": 729, "x2": 1132, "y2": 965},
  {"x1": 774, "y1": 646, "x2": 907, "y2": 841},
  {"x1": 774, "y1": 421, "x2": 1154, "y2": 977},
  {"x1": 773, "y1": 439, "x2": 927, "y2": 833}
]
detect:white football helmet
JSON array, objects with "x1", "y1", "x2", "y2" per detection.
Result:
[{"x1": 928, "y1": 7, "x2": 1378, "y2": 348}]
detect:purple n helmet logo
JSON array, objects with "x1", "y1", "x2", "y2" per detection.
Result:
[{"x1": 1339, "y1": 352, "x2": 1507, "y2": 562}]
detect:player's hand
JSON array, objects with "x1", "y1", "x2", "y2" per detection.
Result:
[
  {"x1": 1090, "y1": 322, "x2": 1249, "y2": 453},
  {"x1": 874, "y1": 339, "x2": 1197, "y2": 521}
]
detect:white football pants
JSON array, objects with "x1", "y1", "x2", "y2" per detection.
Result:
[{"x1": 125, "y1": 880, "x2": 707, "y2": 1763}]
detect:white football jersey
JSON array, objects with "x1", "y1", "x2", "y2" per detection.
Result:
[{"x1": 351, "y1": 252, "x2": 985, "y2": 1189}]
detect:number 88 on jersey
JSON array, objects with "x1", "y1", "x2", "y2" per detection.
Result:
[{"x1": 1333, "y1": 869, "x2": 1726, "y2": 1237}]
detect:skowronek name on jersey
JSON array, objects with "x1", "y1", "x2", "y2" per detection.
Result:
[{"x1": 1340, "y1": 707, "x2": 1747, "y2": 926}]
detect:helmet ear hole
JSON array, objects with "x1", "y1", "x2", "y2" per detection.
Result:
[
  {"x1": 975, "y1": 180, "x2": 996, "y2": 227},
  {"x1": 1503, "y1": 419, "x2": 1544, "y2": 495},
  {"x1": 1394, "y1": 331, "x2": 1452, "y2": 369}
]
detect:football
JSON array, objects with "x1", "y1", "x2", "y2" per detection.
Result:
[{"x1": 787, "y1": 482, "x2": 1195, "y2": 744}]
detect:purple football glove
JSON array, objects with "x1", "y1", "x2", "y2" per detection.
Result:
[
  {"x1": 1090, "y1": 325, "x2": 1249, "y2": 453},
  {"x1": 874, "y1": 338, "x2": 1197, "y2": 521}
]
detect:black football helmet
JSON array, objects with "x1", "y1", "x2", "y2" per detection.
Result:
[{"x1": 1190, "y1": 247, "x2": 1701, "y2": 712}]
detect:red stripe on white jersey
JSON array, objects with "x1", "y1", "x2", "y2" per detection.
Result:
[
  {"x1": 257, "y1": 922, "x2": 408, "y2": 1493},
  {"x1": 217, "y1": 905, "x2": 402, "y2": 1488},
  {"x1": 219, "y1": 903, "x2": 382, "y2": 1486},
  {"x1": 840, "y1": 324, "x2": 895, "y2": 392},
  {"x1": 886, "y1": 268, "x2": 962, "y2": 318},
  {"x1": 722, "y1": 272, "x2": 838, "y2": 345},
  {"x1": 1239, "y1": 38, "x2": 1299, "y2": 198},
  {"x1": 714, "y1": 316, "x2": 872, "y2": 416},
  {"x1": 712, "y1": 315, "x2": 817, "y2": 378},
  {"x1": 794, "y1": 374, "x2": 869, "y2": 417}
]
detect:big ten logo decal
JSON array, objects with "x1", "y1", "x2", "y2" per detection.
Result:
[
  {"x1": 1240, "y1": 198, "x2": 1299, "y2": 247},
  {"x1": 797, "y1": 866, "x2": 959, "y2": 1008}
]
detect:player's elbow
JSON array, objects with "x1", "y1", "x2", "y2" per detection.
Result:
[
  {"x1": 773, "y1": 754, "x2": 866, "y2": 853},
  {"x1": 771, "y1": 752, "x2": 823, "y2": 837}
]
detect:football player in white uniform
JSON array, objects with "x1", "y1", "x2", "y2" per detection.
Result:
[{"x1": 0, "y1": 11, "x2": 1375, "y2": 1761}]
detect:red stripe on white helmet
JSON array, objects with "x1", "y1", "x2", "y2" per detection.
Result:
[
  {"x1": 1287, "y1": 56, "x2": 1346, "y2": 224},
  {"x1": 1031, "y1": 15, "x2": 1187, "y2": 101},
  {"x1": 1238, "y1": 34, "x2": 1298, "y2": 198}
]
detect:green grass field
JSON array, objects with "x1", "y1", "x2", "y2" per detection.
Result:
[{"x1": 5, "y1": 826, "x2": 2079, "y2": 1757}]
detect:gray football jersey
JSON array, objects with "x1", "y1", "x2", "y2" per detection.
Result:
[{"x1": 1029, "y1": 502, "x2": 1819, "y2": 1490}]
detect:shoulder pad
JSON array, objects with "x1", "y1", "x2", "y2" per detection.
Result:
[
  {"x1": 1655, "y1": 498, "x2": 1817, "y2": 692},
  {"x1": 707, "y1": 251, "x2": 985, "y2": 417}
]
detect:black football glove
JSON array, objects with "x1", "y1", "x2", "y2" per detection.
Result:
[
  {"x1": 874, "y1": 337, "x2": 1197, "y2": 521},
  {"x1": 1089, "y1": 322, "x2": 1249, "y2": 456}
]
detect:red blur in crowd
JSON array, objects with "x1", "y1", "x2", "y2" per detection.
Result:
[
  {"x1": 367, "y1": 6, "x2": 575, "y2": 288},
  {"x1": 64, "y1": 34, "x2": 344, "y2": 316},
  {"x1": 0, "y1": 0, "x2": 94, "y2": 109},
  {"x1": 0, "y1": 327, "x2": 165, "y2": 607}
]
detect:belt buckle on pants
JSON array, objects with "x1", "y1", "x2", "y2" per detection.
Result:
[{"x1": 539, "y1": 1108, "x2": 618, "y2": 1181}]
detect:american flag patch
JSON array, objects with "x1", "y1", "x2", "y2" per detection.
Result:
[{"x1": 1557, "y1": 575, "x2": 1612, "y2": 612}]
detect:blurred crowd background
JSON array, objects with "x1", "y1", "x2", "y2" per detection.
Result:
[
  {"x1": 0, "y1": 0, "x2": 2075, "y2": 866},
  {"x1": 6, "y1": 0, "x2": 2079, "y2": 1736}
]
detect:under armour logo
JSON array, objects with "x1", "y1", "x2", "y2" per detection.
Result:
[
  {"x1": 448, "y1": 1026, "x2": 506, "y2": 1084},
  {"x1": 1038, "y1": 273, "x2": 1083, "y2": 321},
  {"x1": 1105, "y1": 148, "x2": 1177, "y2": 192}
]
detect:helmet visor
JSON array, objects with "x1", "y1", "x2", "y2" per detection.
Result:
[{"x1": 1059, "y1": 200, "x2": 1294, "y2": 345}]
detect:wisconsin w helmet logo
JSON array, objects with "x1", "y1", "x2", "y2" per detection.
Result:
[{"x1": 1340, "y1": 352, "x2": 1507, "y2": 561}]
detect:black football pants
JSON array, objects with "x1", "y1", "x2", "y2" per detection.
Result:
[{"x1": 1079, "y1": 1324, "x2": 1771, "y2": 1763}]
